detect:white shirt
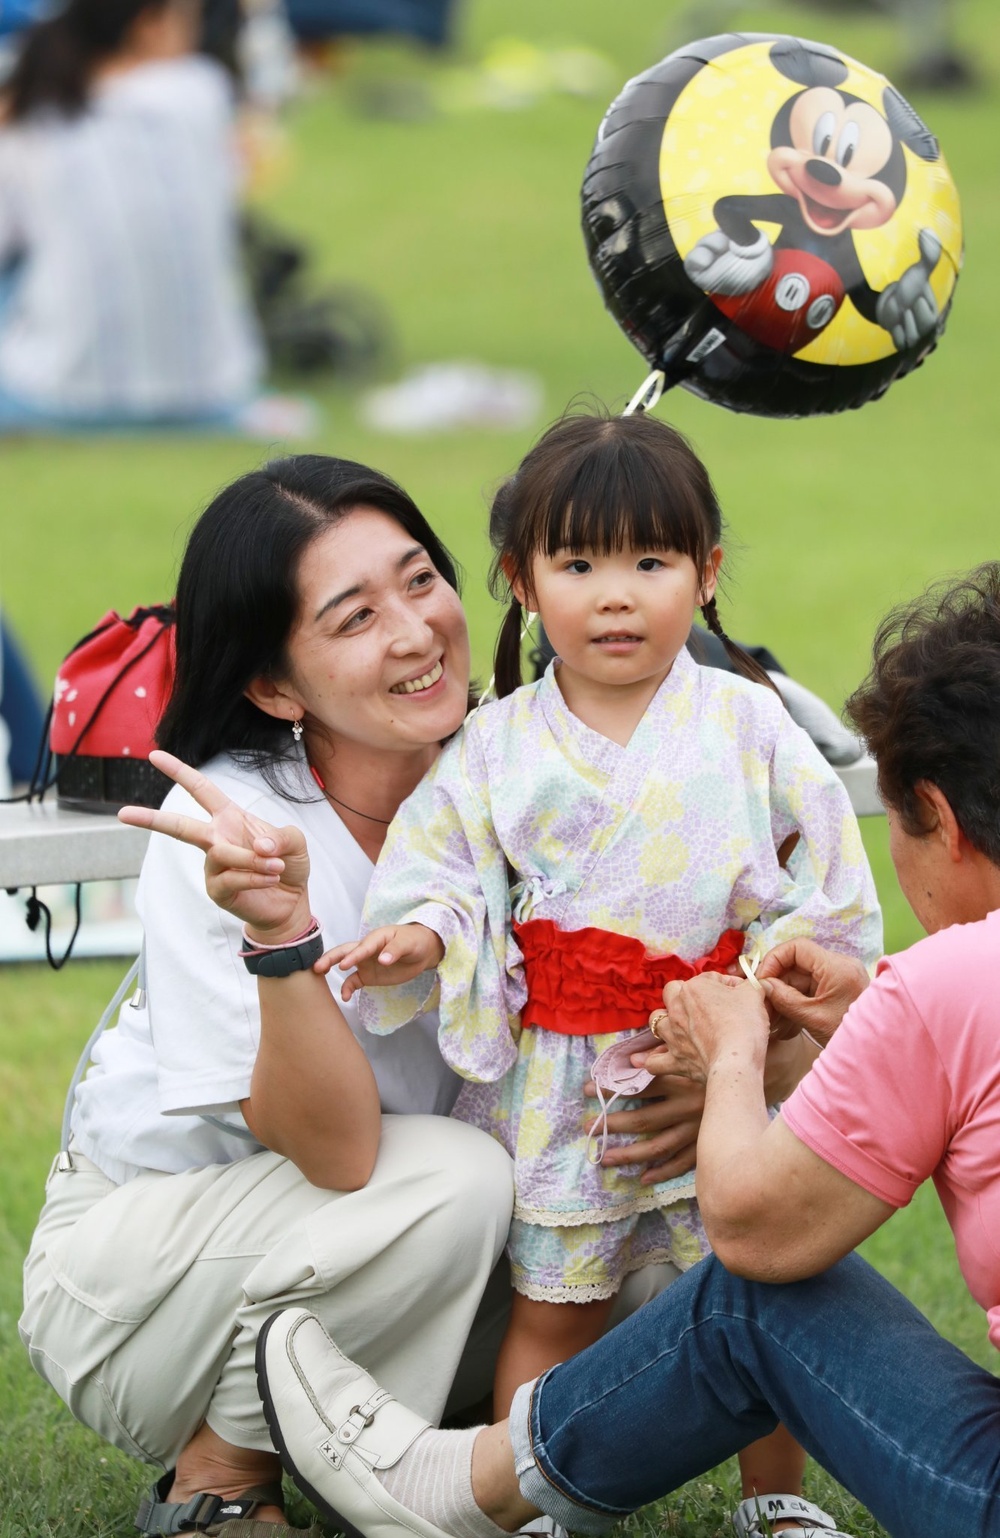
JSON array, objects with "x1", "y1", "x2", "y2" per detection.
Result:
[
  {"x1": 71, "y1": 752, "x2": 460, "y2": 1183},
  {"x1": 0, "y1": 57, "x2": 262, "y2": 414}
]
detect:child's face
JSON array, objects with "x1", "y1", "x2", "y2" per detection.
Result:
[{"x1": 514, "y1": 544, "x2": 721, "y2": 695}]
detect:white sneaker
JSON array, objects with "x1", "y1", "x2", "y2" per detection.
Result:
[
  {"x1": 236, "y1": 394, "x2": 320, "y2": 441},
  {"x1": 256, "y1": 1308, "x2": 451, "y2": 1538},
  {"x1": 515, "y1": 1517, "x2": 568, "y2": 1538},
  {"x1": 733, "y1": 1493, "x2": 850, "y2": 1536}
]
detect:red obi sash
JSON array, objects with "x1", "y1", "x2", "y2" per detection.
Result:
[{"x1": 512, "y1": 918, "x2": 746, "y2": 1035}]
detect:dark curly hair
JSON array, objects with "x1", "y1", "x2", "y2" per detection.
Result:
[{"x1": 846, "y1": 563, "x2": 1000, "y2": 862}]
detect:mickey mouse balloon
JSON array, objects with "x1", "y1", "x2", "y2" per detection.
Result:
[{"x1": 582, "y1": 34, "x2": 962, "y2": 416}]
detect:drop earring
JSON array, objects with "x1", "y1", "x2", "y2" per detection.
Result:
[{"x1": 291, "y1": 718, "x2": 304, "y2": 743}]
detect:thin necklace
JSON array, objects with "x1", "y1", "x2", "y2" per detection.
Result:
[{"x1": 308, "y1": 763, "x2": 392, "y2": 825}]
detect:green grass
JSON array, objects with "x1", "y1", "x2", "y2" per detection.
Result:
[{"x1": 2, "y1": 0, "x2": 999, "y2": 1531}]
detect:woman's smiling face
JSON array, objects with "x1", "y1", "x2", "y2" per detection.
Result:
[{"x1": 280, "y1": 506, "x2": 471, "y2": 755}]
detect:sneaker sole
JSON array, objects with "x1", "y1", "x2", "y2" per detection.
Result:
[{"x1": 255, "y1": 1311, "x2": 367, "y2": 1538}]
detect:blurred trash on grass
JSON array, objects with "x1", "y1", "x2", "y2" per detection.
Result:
[
  {"x1": 361, "y1": 361, "x2": 542, "y2": 433},
  {"x1": 344, "y1": 35, "x2": 617, "y2": 119},
  {"x1": 435, "y1": 37, "x2": 617, "y2": 113}
]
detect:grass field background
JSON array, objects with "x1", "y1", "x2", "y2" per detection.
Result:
[{"x1": 2, "y1": 0, "x2": 999, "y2": 1532}]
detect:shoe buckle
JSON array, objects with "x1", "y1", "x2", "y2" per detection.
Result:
[
  {"x1": 336, "y1": 1390, "x2": 393, "y2": 1444},
  {"x1": 337, "y1": 1405, "x2": 376, "y2": 1445}
]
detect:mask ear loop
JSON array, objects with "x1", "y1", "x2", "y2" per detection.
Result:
[
  {"x1": 738, "y1": 946, "x2": 764, "y2": 992},
  {"x1": 587, "y1": 1082, "x2": 623, "y2": 1166}
]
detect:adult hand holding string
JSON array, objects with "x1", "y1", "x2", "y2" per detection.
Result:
[
  {"x1": 756, "y1": 938, "x2": 870, "y2": 1047},
  {"x1": 641, "y1": 972, "x2": 770, "y2": 1086}
]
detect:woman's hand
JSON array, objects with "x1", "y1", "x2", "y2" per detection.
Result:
[
  {"x1": 318, "y1": 923, "x2": 445, "y2": 1002},
  {"x1": 118, "y1": 749, "x2": 312, "y2": 940},
  {"x1": 583, "y1": 1069, "x2": 706, "y2": 1185},
  {"x1": 583, "y1": 1036, "x2": 813, "y2": 1185},
  {"x1": 757, "y1": 938, "x2": 870, "y2": 1047},
  {"x1": 641, "y1": 973, "x2": 770, "y2": 1084}
]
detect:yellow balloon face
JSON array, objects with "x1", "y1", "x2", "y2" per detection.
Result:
[{"x1": 659, "y1": 40, "x2": 962, "y2": 366}]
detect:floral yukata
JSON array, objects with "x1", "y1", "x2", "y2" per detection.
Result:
[{"x1": 360, "y1": 648, "x2": 882, "y2": 1302}]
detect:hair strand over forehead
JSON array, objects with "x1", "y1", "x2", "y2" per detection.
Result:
[
  {"x1": 488, "y1": 411, "x2": 722, "y2": 584},
  {"x1": 486, "y1": 408, "x2": 780, "y2": 698},
  {"x1": 156, "y1": 454, "x2": 462, "y2": 796}
]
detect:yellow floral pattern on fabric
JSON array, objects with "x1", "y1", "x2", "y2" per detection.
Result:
[{"x1": 360, "y1": 649, "x2": 882, "y2": 1300}]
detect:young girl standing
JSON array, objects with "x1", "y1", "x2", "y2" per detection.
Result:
[{"x1": 326, "y1": 412, "x2": 881, "y2": 1532}]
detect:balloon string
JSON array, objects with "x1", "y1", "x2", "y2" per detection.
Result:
[{"x1": 623, "y1": 369, "x2": 666, "y2": 416}]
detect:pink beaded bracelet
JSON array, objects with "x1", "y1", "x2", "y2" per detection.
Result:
[{"x1": 239, "y1": 917, "x2": 322, "y2": 959}]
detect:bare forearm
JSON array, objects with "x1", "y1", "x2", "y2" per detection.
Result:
[
  {"x1": 696, "y1": 1040, "x2": 774, "y2": 1250},
  {"x1": 245, "y1": 971, "x2": 382, "y2": 1190},
  {"x1": 698, "y1": 1044, "x2": 890, "y2": 1280},
  {"x1": 762, "y1": 1030, "x2": 822, "y2": 1103}
]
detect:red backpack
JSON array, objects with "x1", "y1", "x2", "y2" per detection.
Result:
[{"x1": 48, "y1": 605, "x2": 176, "y2": 812}]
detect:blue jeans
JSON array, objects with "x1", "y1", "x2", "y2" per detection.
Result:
[{"x1": 509, "y1": 1252, "x2": 1000, "y2": 1538}]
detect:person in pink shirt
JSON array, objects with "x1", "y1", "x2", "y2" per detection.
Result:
[{"x1": 253, "y1": 562, "x2": 1000, "y2": 1538}]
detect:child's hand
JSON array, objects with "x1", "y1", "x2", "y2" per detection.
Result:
[{"x1": 316, "y1": 924, "x2": 445, "y2": 1003}]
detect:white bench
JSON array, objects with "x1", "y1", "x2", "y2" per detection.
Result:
[{"x1": 0, "y1": 801, "x2": 150, "y2": 889}]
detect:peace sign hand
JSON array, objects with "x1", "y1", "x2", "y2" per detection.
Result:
[{"x1": 118, "y1": 749, "x2": 313, "y2": 941}]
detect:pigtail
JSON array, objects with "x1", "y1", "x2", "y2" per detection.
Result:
[
  {"x1": 701, "y1": 597, "x2": 783, "y2": 699},
  {"x1": 493, "y1": 599, "x2": 526, "y2": 699}
]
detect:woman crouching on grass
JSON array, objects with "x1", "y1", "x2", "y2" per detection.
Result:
[
  {"x1": 254, "y1": 563, "x2": 1000, "y2": 1538},
  {"x1": 18, "y1": 454, "x2": 514, "y2": 1538}
]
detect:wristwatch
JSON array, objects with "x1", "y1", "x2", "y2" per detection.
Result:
[{"x1": 242, "y1": 931, "x2": 325, "y2": 977}]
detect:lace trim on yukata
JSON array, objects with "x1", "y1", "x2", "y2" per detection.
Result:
[
  {"x1": 511, "y1": 1246, "x2": 696, "y2": 1303},
  {"x1": 513, "y1": 1180, "x2": 698, "y2": 1227}
]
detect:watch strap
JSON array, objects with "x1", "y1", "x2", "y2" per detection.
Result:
[{"x1": 242, "y1": 931, "x2": 324, "y2": 977}]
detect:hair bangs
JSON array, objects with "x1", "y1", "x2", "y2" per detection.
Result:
[{"x1": 542, "y1": 437, "x2": 710, "y2": 565}]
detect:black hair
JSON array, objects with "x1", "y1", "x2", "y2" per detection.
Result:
[
  {"x1": 157, "y1": 455, "x2": 463, "y2": 793},
  {"x1": 6, "y1": 0, "x2": 173, "y2": 120},
  {"x1": 846, "y1": 563, "x2": 1000, "y2": 865},
  {"x1": 487, "y1": 409, "x2": 777, "y2": 698}
]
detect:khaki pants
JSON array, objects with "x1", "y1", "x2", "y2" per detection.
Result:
[{"x1": 20, "y1": 1115, "x2": 514, "y2": 1466}]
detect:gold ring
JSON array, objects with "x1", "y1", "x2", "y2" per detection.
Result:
[{"x1": 649, "y1": 1009, "x2": 669, "y2": 1041}]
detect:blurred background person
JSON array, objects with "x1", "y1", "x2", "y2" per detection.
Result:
[
  {"x1": 0, "y1": 0, "x2": 314, "y2": 435},
  {"x1": 0, "y1": 609, "x2": 45, "y2": 791}
]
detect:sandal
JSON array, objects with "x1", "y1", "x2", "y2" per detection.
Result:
[
  {"x1": 136, "y1": 1469, "x2": 319, "y2": 1537},
  {"x1": 733, "y1": 1494, "x2": 851, "y2": 1536}
]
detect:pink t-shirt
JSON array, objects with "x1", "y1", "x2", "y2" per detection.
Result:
[{"x1": 782, "y1": 908, "x2": 1000, "y2": 1352}]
